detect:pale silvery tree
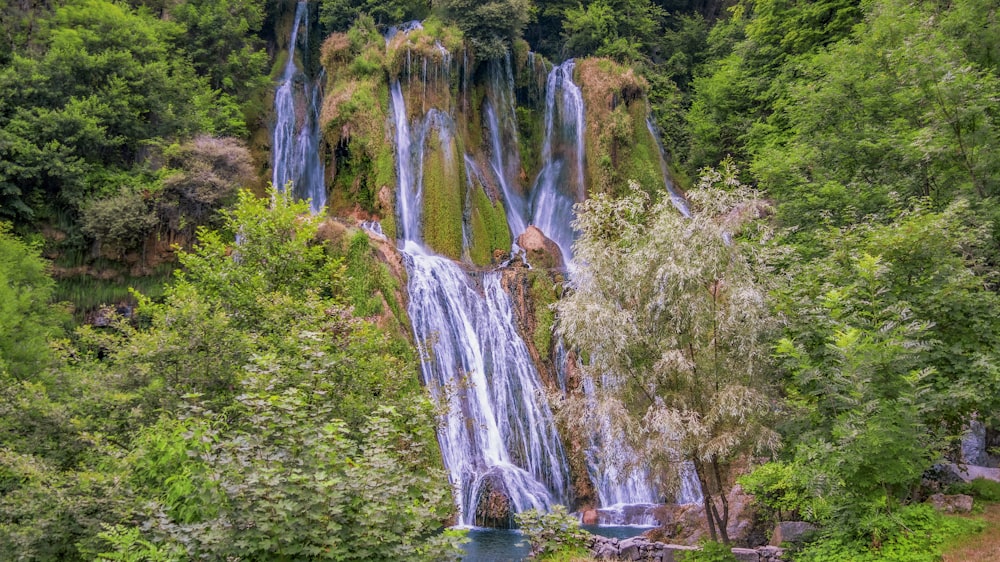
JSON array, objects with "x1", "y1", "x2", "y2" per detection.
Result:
[{"x1": 556, "y1": 164, "x2": 781, "y2": 543}]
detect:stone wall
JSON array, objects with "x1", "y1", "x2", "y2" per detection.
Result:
[{"x1": 588, "y1": 535, "x2": 786, "y2": 562}]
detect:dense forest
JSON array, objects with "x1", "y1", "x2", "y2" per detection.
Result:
[{"x1": 2, "y1": 0, "x2": 1000, "y2": 560}]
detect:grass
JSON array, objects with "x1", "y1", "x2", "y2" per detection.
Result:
[{"x1": 942, "y1": 502, "x2": 1000, "y2": 561}]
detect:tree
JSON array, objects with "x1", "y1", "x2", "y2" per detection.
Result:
[
  {"x1": 434, "y1": 0, "x2": 534, "y2": 59},
  {"x1": 556, "y1": 165, "x2": 780, "y2": 542},
  {"x1": 0, "y1": 223, "x2": 66, "y2": 380},
  {"x1": 771, "y1": 255, "x2": 939, "y2": 542}
]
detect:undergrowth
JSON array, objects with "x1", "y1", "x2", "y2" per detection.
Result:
[{"x1": 792, "y1": 504, "x2": 984, "y2": 562}]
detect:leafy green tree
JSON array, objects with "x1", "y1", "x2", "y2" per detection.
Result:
[
  {"x1": 557, "y1": 168, "x2": 780, "y2": 543},
  {"x1": 775, "y1": 254, "x2": 938, "y2": 537},
  {"x1": 139, "y1": 390, "x2": 463, "y2": 561},
  {"x1": 0, "y1": 223, "x2": 66, "y2": 379},
  {"x1": 562, "y1": 0, "x2": 666, "y2": 62},
  {"x1": 168, "y1": 0, "x2": 269, "y2": 98},
  {"x1": 751, "y1": 0, "x2": 1000, "y2": 231},
  {"x1": 434, "y1": 0, "x2": 534, "y2": 58},
  {"x1": 0, "y1": 0, "x2": 245, "y2": 223},
  {"x1": 320, "y1": 0, "x2": 430, "y2": 33}
]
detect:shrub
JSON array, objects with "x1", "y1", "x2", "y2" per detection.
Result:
[
  {"x1": 947, "y1": 477, "x2": 1000, "y2": 502},
  {"x1": 515, "y1": 505, "x2": 591, "y2": 559},
  {"x1": 679, "y1": 540, "x2": 737, "y2": 561}
]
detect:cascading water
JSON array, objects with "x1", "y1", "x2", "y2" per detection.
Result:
[
  {"x1": 388, "y1": 32, "x2": 570, "y2": 527},
  {"x1": 528, "y1": 59, "x2": 586, "y2": 264},
  {"x1": 272, "y1": 1, "x2": 326, "y2": 214},
  {"x1": 646, "y1": 118, "x2": 690, "y2": 218},
  {"x1": 484, "y1": 56, "x2": 529, "y2": 241},
  {"x1": 525, "y1": 61, "x2": 702, "y2": 523}
]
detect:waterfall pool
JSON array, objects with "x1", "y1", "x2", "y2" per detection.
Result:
[{"x1": 460, "y1": 525, "x2": 652, "y2": 561}]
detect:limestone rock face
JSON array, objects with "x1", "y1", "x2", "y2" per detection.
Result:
[
  {"x1": 517, "y1": 225, "x2": 565, "y2": 271},
  {"x1": 927, "y1": 493, "x2": 974, "y2": 513}
]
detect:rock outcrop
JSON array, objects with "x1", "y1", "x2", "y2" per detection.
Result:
[{"x1": 517, "y1": 225, "x2": 565, "y2": 271}]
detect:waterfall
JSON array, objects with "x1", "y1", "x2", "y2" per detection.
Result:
[
  {"x1": 529, "y1": 59, "x2": 586, "y2": 264},
  {"x1": 646, "y1": 118, "x2": 690, "y2": 218},
  {"x1": 485, "y1": 55, "x2": 528, "y2": 241},
  {"x1": 272, "y1": 1, "x2": 326, "y2": 214},
  {"x1": 524, "y1": 62, "x2": 702, "y2": 522},
  {"x1": 388, "y1": 31, "x2": 570, "y2": 527}
]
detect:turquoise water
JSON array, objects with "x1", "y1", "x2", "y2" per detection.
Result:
[{"x1": 461, "y1": 526, "x2": 650, "y2": 561}]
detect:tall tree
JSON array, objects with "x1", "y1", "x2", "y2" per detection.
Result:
[{"x1": 557, "y1": 165, "x2": 780, "y2": 542}]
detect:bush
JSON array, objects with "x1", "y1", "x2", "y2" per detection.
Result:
[
  {"x1": 947, "y1": 477, "x2": 1000, "y2": 502},
  {"x1": 515, "y1": 505, "x2": 591, "y2": 559},
  {"x1": 793, "y1": 504, "x2": 984, "y2": 562}
]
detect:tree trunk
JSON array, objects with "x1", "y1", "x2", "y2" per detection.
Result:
[
  {"x1": 711, "y1": 457, "x2": 731, "y2": 544},
  {"x1": 694, "y1": 458, "x2": 718, "y2": 542}
]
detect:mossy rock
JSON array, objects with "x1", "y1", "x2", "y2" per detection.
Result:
[
  {"x1": 420, "y1": 127, "x2": 464, "y2": 259},
  {"x1": 468, "y1": 184, "x2": 511, "y2": 266}
]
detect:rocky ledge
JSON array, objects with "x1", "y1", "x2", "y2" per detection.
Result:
[{"x1": 588, "y1": 535, "x2": 786, "y2": 562}]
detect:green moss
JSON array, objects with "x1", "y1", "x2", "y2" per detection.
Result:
[
  {"x1": 420, "y1": 129, "x2": 464, "y2": 259},
  {"x1": 516, "y1": 106, "x2": 544, "y2": 182},
  {"x1": 468, "y1": 186, "x2": 512, "y2": 266},
  {"x1": 528, "y1": 271, "x2": 558, "y2": 356}
]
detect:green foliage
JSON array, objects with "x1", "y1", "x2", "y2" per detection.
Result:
[
  {"x1": 0, "y1": 449, "x2": 126, "y2": 561},
  {"x1": 515, "y1": 505, "x2": 591, "y2": 559},
  {"x1": 678, "y1": 540, "x2": 737, "y2": 562},
  {"x1": 793, "y1": 504, "x2": 984, "y2": 562},
  {"x1": 435, "y1": 0, "x2": 534, "y2": 59},
  {"x1": 776, "y1": 254, "x2": 939, "y2": 538},
  {"x1": 739, "y1": 462, "x2": 827, "y2": 524},
  {"x1": 80, "y1": 187, "x2": 158, "y2": 257},
  {"x1": 947, "y1": 478, "x2": 1000, "y2": 503},
  {"x1": 96, "y1": 525, "x2": 178, "y2": 562},
  {"x1": 0, "y1": 223, "x2": 67, "y2": 379},
  {"x1": 563, "y1": 0, "x2": 665, "y2": 63},
  {"x1": 168, "y1": 0, "x2": 268, "y2": 98},
  {"x1": 339, "y1": 229, "x2": 406, "y2": 325},
  {"x1": 320, "y1": 0, "x2": 430, "y2": 34},
  {"x1": 143, "y1": 395, "x2": 463, "y2": 561},
  {"x1": 748, "y1": 0, "x2": 1000, "y2": 231}
]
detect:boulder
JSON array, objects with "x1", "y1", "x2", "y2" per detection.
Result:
[
  {"x1": 927, "y1": 493, "x2": 974, "y2": 513},
  {"x1": 582, "y1": 509, "x2": 599, "y2": 525},
  {"x1": 517, "y1": 226, "x2": 565, "y2": 270},
  {"x1": 472, "y1": 472, "x2": 514, "y2": 527},
  {"x1": 769, "y1": 521, "x2": 817, "y2": 547}
]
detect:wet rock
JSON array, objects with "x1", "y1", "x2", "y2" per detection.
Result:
[
  {"x1": 517, "y1": 225, "x2": 565, "y2": 270},
  {"x1": 473, "y1": 473, "x2": 514, "y2": 528}
]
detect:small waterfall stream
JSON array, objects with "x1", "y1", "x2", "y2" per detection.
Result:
[
  {"x1": 272, "y1": 1, "x2": 326, "y2": 213},
  {"x1": 485, "y1": 55, "x2": 529, "y2": 241},
  {"x1": 528, "y1": 60, "x2": 586, "y2": 264}
]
